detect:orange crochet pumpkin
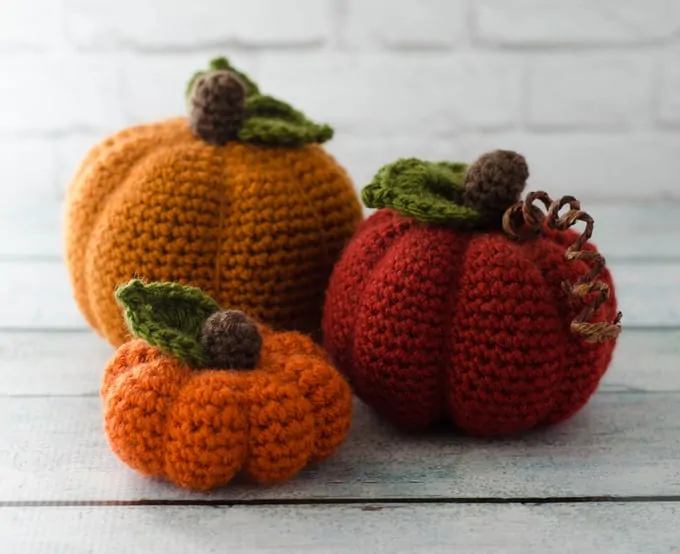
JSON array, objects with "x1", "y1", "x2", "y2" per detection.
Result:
[
  {"x1": 102, "y1": 279, "x2": 352, "y2": 491},
  {"x1": 64, "y1": 56, "x2": 362, "y2": 347}
]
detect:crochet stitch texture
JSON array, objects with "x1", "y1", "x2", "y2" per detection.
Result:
[
  {"x1": 323, "y1": 150, "x2": 621, "y2": 437},
  {"x1": 103, "y1": 280, "x2": 352, "y2": 491},
  {"x1": 64, "y1": 56, "x2": 362, "y2": 348}
]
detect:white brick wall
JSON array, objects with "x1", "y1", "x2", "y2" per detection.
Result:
[{"x1": 1, "y1": 0, "x2": 679, "y2": 205}]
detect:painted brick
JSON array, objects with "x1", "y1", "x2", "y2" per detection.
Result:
[
  {"x1": 457, "y1": 133, "x2": 680, "y2": 201},
  {"x1": 342, "y1": 0, "x2": 467, "y2": 49},
  {"x1": 0, "y1": 0, "x2": 65, "y2": 50},
  {"x1": 119, "y1": 52, "x2": 258, "y2": 123},
  {"x1": 0, "y1": 138, "x2": 56, "y2": 200},
  {"x1": 256, "y1": 53, "x2": 521, "y2": 136},
  {"x1": 66, "y1": 0, "x2": 331, "y2": 49},
  {"x1": 657, "y1": 51, "x2": 680, "y2": 126},
  {"x1": 474, "y1": 0, "x2": 680, "y2": 45},
  {"x1": 526, "y1": 54, "x2": 654, "y2": 130},
  {"x1": 0, "y1": 55, "x2": 125, "y2": 134}
]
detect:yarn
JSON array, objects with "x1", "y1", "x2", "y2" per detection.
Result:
[
  {"x1": 102, "y1": 279, "x2": 353, "y2": 491},
  {"x1": 64, "y1": 56, "x2": 362, "y2": 348},
  {"x1": 186, "y1": 56, "x2": 260, "y2": 98},
  {"x1": 188, "y1": 70, "x2": 247, "y2": 145},
  {"x1": 238, "y1": 94, "x2": 334, "y2": 146},
  {"x1": 115, "y1": 279, "x2": 220, "y2": 367},
  {"x1": 463, "y1": 149, "x2": 529, "y2": 220},
  {"x1": 361, "y1": 158, "x2": 478, "y2": 225},
  {"x1": 200, "y1": 310, "x2": 263, "y2": 370},
  {"x1": 322, "y1": 149, "x2": 621, "y2": 437}
]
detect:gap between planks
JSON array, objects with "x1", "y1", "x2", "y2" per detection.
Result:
[{"x1": 2, "y1": 495, "x2": 680, "y2": 508}]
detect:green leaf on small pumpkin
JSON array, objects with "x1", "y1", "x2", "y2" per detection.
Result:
[
  {"x1": 185, "y1": 56, "x2": 260, "y2": 100},
  {"x1": 361, "y1": 158, "x2": 481, "y2": 225},
  {"x1": 115, "y1": 279, "x2": 221, "y2": 367},
  {"x1": 237, "y1": 94, "x2": 333, "y2": 146}
]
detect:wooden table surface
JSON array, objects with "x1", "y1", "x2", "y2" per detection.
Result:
[{"x1": 1, "y1": 203, "x2": 679, "y2": 553}]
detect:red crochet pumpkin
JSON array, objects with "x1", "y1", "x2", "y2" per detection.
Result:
[{"x1": 322, "y1": 150, "x2": 622, "y2": 437}]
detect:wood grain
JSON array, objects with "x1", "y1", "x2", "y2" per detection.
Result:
[
  {"x1": 3, "y1": 202, "x2": 679, "y2": 261},
  {"x1": 1, "y1": 392, "x2": 678, "y2": 502},
  {"x1": 1, "y1": 503, "x2": 679, "y2": 553},
  {"x1": 0, "y1": 329, "x2": 677, "y2": 397},
  {"x1": 1, "y1": 259, "x2": 678, "y2": 330}
]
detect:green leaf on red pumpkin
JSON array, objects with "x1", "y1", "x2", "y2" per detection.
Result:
[{"x1": 362, "y1": 158, "x2": 482, "y2": 225}]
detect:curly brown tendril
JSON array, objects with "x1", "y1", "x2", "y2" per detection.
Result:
[{"x1": 502, "y1": 191, "x2": 623, "y2": 343}]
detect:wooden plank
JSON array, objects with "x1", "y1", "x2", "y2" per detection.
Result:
[
  {"x1": 0, "y1": 331, "x2": 113, "y2": 396},
  {"x1": 0, "y1": 259, "x2": 678, "y2": 330},
  {"x1": 1, "y1": 503, "x2": 679, "y2": 553},
  {"x1": 3, "y1": 201, "x2": 680, "y2": 261},
  {"x1": 0, "y1": 329, "x2": 677, "y2": 397},
  {"x1": 0, "y1": 392, "x2": 679, "y2": 502}
]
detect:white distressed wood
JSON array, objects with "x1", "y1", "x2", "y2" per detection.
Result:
[
  {"x1": 0, "y1": 393, "x2": 679, "y2": 502},
  {"x1": 0, "y1": 329, "x2": 677, "y2": 397},
  {"x1": 1, "y1": 503, "x2": 678, "y2": 554},
  {"x1": 3, "y1": 201, "x2": 680, "y2": 261},
  {"x1": 0, "y1": 331, "x2": 113, "y2": 396},
  {"x1": 0, "y1": 259, "x2": 677, "y2": 329}
]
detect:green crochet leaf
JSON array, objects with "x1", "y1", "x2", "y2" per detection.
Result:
[
  {"x1": 238, "y1": 94, "x2": 334, "y2": 146},
  {"x1": 115, "y1": 279, "x2": 221, "y2": 368},
  {"x1": 362, "y1": 158, "x2": 482, "y2": 225},
  {"x1": 186, "y1": 56, "x2": 260, "y2": 99},
  {"x1": 186, "y1": 56, "x2": 333, "y2": 147}
]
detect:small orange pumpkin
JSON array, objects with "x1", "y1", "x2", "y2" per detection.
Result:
[{"x1": 102, "y1": 279, "x2": 352, "y2": 491}]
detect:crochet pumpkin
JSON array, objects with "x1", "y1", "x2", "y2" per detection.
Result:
[
  {"x1": 102, "y1": 279, "x2": 352, "y2": 491},
  {"x1": 322, "y1": 150, "x2": 622, "y2": 437},
  {"x1": 64, "y1": 56, "x2": 362, "y2": 348}
]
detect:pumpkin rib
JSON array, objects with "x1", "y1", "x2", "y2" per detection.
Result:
[
  {"x1": 284, "y1": 354, "x2": 352, "y2": 462},
  {"x1": 348, "y1": 212, "x2": 415, "y2": 383},
  {"x1": 215, "y1": 143, "x2": 358, "y2": 335},
  {"x1": 104, "y1": 356, "x2": 190, "y2": 477},
  {"x1": 212, "y1": 148, "x2": 229, "y2": 304},
  {"x1": 84, "y1": 142, "x2": 226, "y2": 345},
  {"x1": 68, "y1": 120, "x2": 193, "y2": 334},
  {"x1": 258, "y1": 331, "x2": 350, "y2": 461},
  {"x1": 288, "y1": 145, "x2": 333, "y2": 279},
  {"x1": 323, "y1": 210, "x2": 413, "y2": 381},
  {"x1": 521, "y1": 231, "x2": 617, "y2": 425},
  {"x1": 447, "y1": 233, "x2": 565, "y2": 436},
  {"x1": 101, "y1": 339, "x2": 165, "y2": 398},
  {"x1": 352, "y1": 224, "x2": 471, "y2": 430},
  {"x1": 243, "y1": 372, "x2": 317, "y2": 484},
  {"x1": 162, "y1": 370, "x2": 250, "y2": 491}
]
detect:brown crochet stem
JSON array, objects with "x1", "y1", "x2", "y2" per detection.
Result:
[
  {"x1": 199, "y1": 310, "x2": 263, "y2": 370},
  {"x1": 502, "y1": 192, "x2": 623, "y2": 343},
  {"x1": 188, "y1": 70, "x2": 246, "y2": 146}
]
